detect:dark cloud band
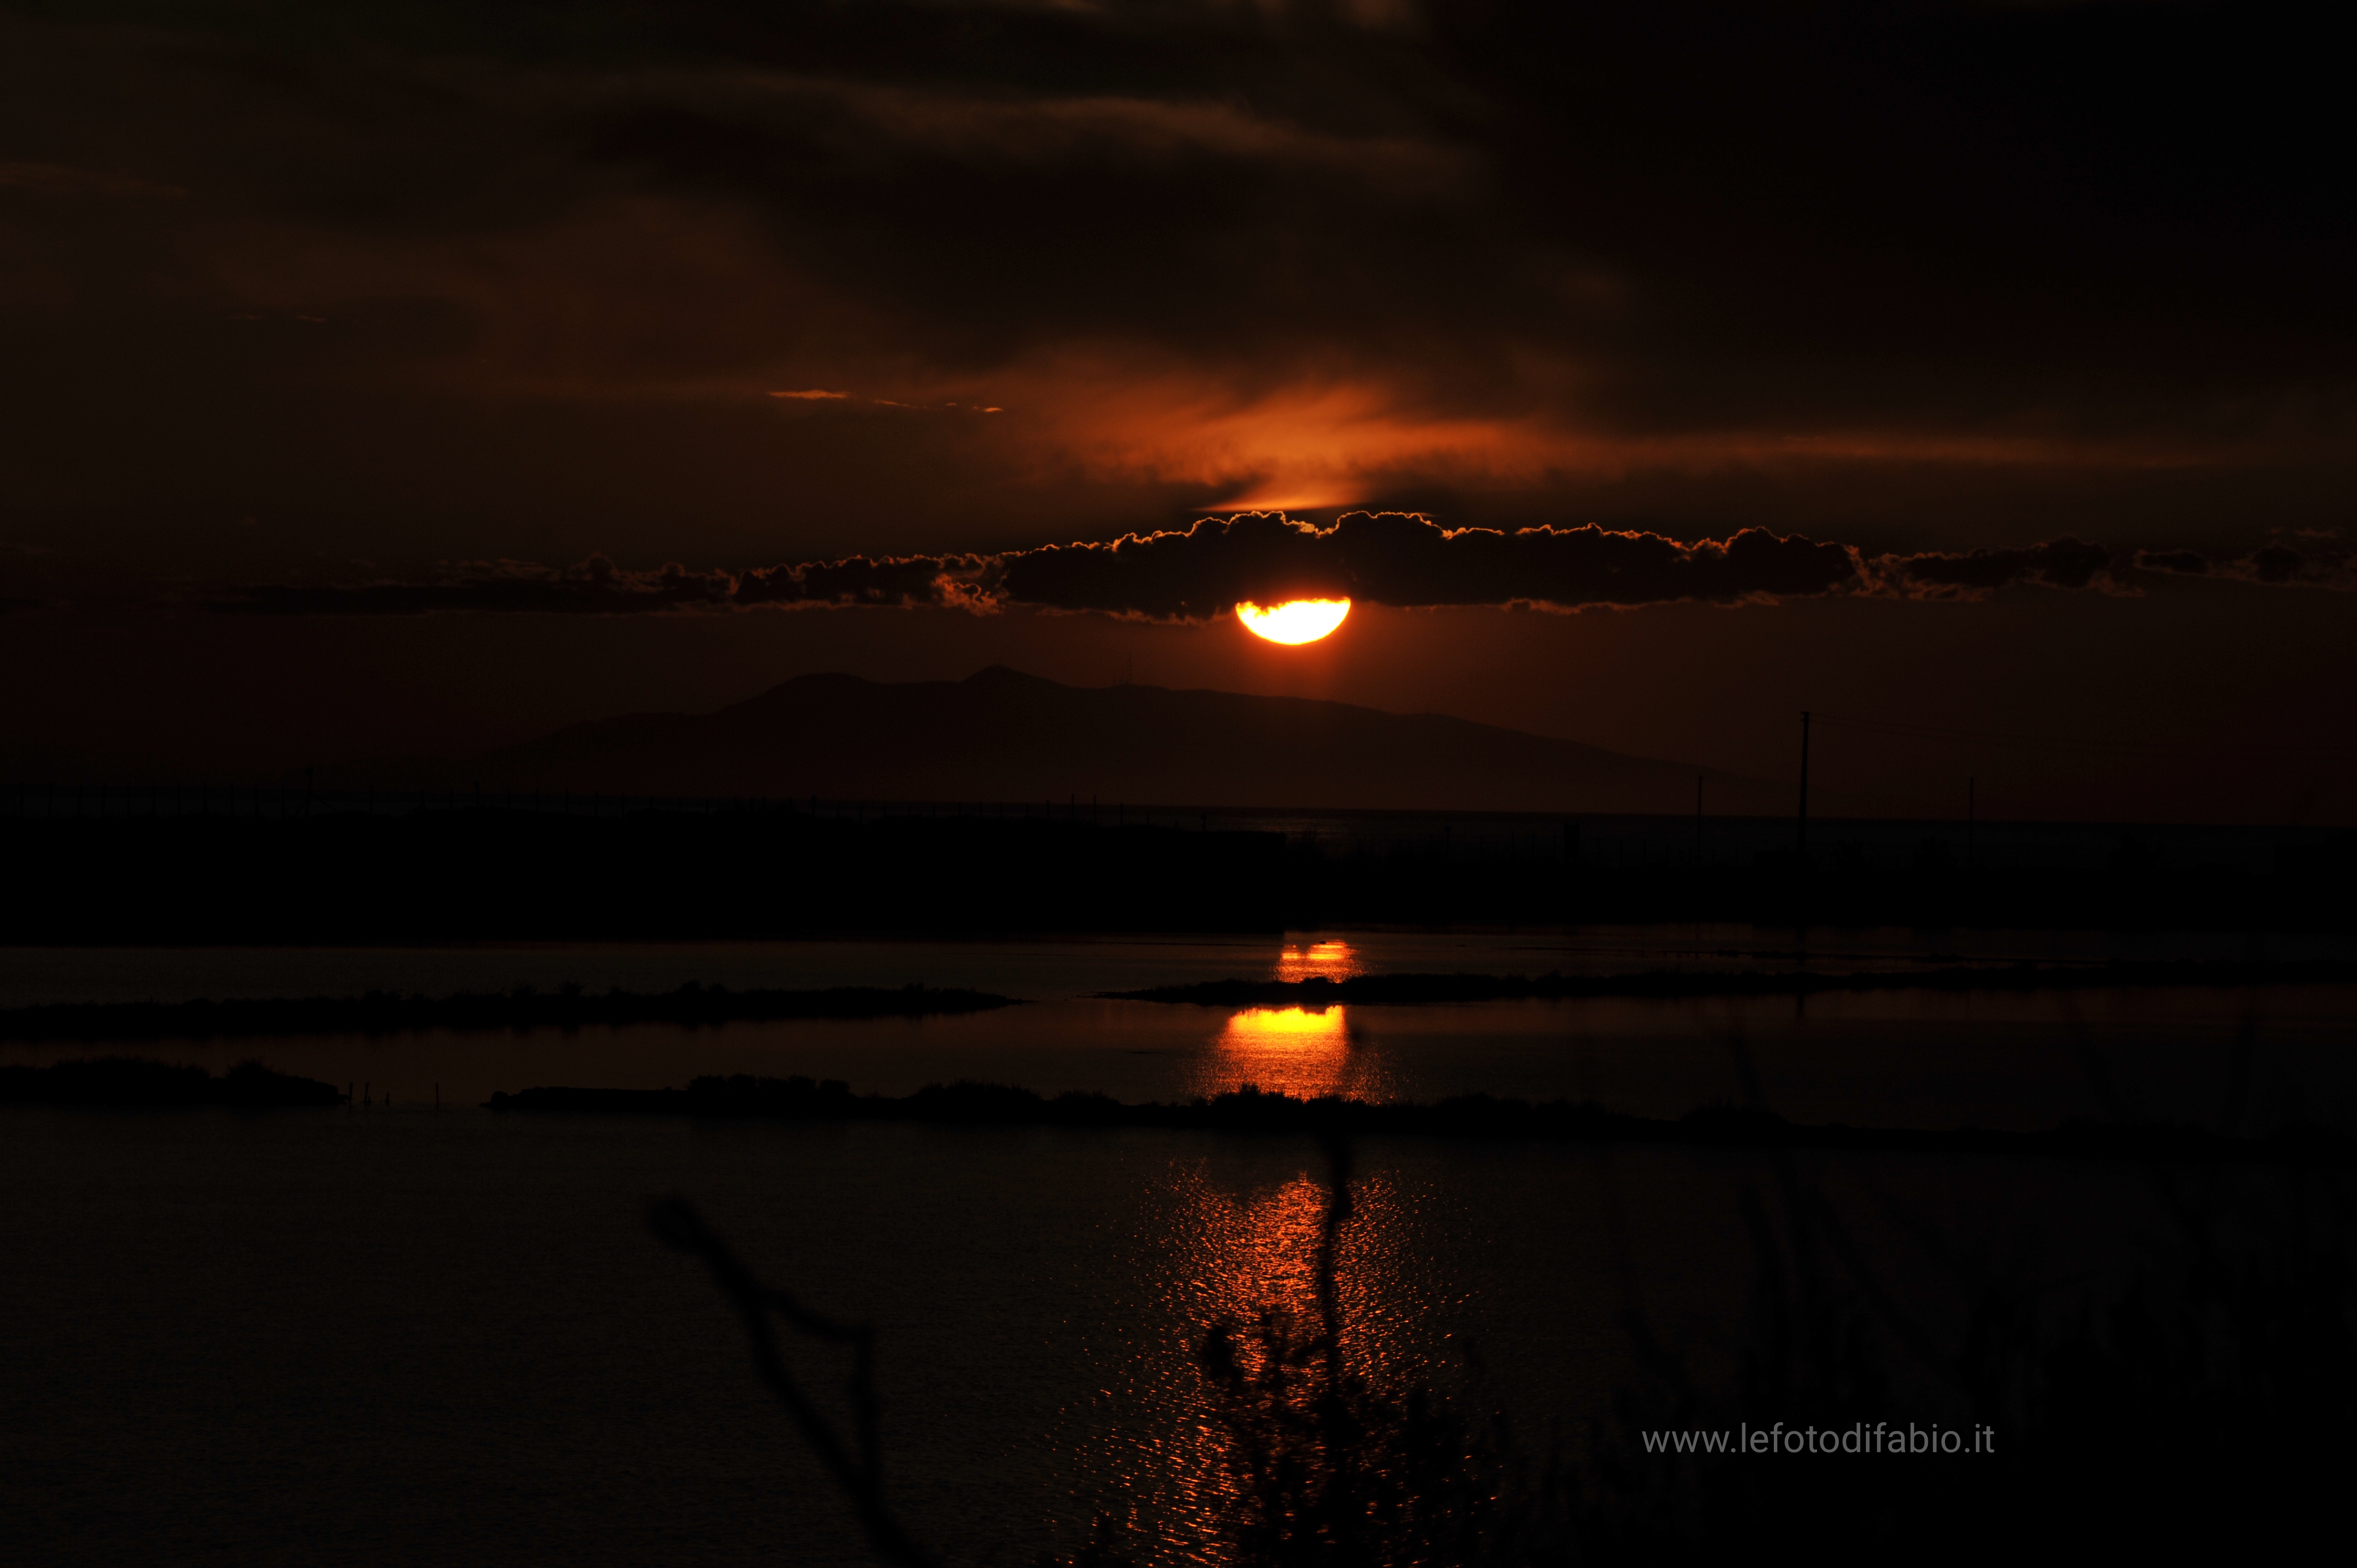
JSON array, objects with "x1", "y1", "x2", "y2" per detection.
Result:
[
  {"x1": 204, "y1": 514, "x2": 2354, "y2": 618},
  {"x1": 206, "y1": 552, "x2": 991, "y2": 617},
  {"x1": 996, "y1": 513, "x2": 1870, "y2": 617}
]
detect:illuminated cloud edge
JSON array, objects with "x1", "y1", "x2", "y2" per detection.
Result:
[{"x1": 204, "y1": 514, "x2": 2356, "y2": 618}]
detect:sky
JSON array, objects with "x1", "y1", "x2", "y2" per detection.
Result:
[{"x1": 2, "y1": 1, "x2": 2351, "y2": 821}]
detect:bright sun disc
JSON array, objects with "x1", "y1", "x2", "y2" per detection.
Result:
[{"x1": 1236, "y1": 598, "x2": 1350, "y2": 644}]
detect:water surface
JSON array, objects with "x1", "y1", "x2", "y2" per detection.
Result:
[
  {"x1": 8, "y1": 926, "x2": 2353, "y2": 1563},
  {"x1": 8, "y1": 930, "x2": 2353, "y2": 1130}
]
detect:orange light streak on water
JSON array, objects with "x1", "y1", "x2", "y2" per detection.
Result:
[
  {"x1": 1275, "y1": 940, "x2": 1362, "y2": 983},
  {"x1": 1214, "y1": 1007, "x2": 1351, "y2": 1100}
]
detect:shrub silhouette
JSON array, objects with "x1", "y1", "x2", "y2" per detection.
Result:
[
  {"x1": 1150, "y1": 1141, "x2": 1570, "y2": 1568},
  {"x1": 661, "y1": 1138, "x2": 2356, "y2": 1566}
]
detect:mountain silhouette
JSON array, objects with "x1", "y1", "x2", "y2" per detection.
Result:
[{"x1": 423, "y1": 667, "x2": 1780, "y2": 816}]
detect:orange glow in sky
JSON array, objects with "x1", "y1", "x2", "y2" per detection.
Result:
[{"x1": 1236, "y1": 598, "x2": 1350, "y2": 644}]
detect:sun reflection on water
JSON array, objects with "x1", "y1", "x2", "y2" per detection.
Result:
[
  {"x1": 1213, "y1": 1007, "x2": 1383, "y2": 1101},
  {"x1": 1275, "y1": 939, "x2": 1362, "y2": 983},
  {"x1": 1052, "y1": 933, "x2": 1439, "y2": 1557},
  {"x1": 1090, "y1": 1159, "x2": 1439, "y2": 1561},
  {"x1": 1186, "y1": 941, "x2": 1387, "y2": 1102}
]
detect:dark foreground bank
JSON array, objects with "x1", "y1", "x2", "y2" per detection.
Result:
[
  {"x1": 485, "y1": 1076, "x2": 2356, "y2": 1167},
  {"x1": 7, "y1": 806, "x2": 2353, "y2": 939}
]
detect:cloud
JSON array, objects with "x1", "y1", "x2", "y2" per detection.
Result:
[
  {"x1": 7, "y1": 0, "x2": 2351, "y2": 579},
  {"x1": 204, "y1": 556, "x2": 734, "y2": 616},
  {"x1": 2140, "y1": 541, "x2": 2357, "y2": 590},
  {"x1": 1865, "y1": 538, "x2": 2122, "y2": 598},
  {"x1": 2217, "y1": 544, "x2": 2357, "y2": 590},
  {"x1": 203, "y1": 513, "x2": 2357, "y2": 620},
  {"x1": 206, "y1": 551, "x2": 984, "y2": 617},
  {"x1": 736, "y1": 551, "x2": 999, "y2": 611},
  {"x1": 996, "y1": 513, "x2": 1864, "y2": 617}
]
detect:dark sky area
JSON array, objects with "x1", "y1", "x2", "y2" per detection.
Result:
[{"x1": 2, "y1": 1, "x2": 2350, "y2": 821}]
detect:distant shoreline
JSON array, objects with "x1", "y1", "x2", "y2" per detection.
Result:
[
  {"x1": 6, "y1": 961, "x2": 2351, "y2": 1045},
  {"x1": 1102, "y1": 958, "x2": 2357, "y2": 1007},
  {"x1": 2, "y1": 1058, "x2": 341, "y2": 1107},
  {"x1": 9, "y1": 1058, "x2": 2348, "y2": 1165},
  {"x1": 483, "y1": 1076, "x2": 2356, "y2": 1168},
  {"x1": 0, "y1": 983, "x2": 1020, "y2": 1045}
]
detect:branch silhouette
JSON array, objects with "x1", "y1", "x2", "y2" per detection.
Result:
[{"x1": 649, "y1": 1197, "x2": 939, "y2": 1568}]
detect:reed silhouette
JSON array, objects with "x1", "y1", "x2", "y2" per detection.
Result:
[
  {"x1": 1095, "y1": 1139, "x2": 1572, "y2": 1567},
  {"x1": 1581, "y1": 1158, "x2": 2356, "y2": 1559},
  {"x1": 653, "y1": 1099, "x2": 2355, "y2": 1563},
  {"x1": 653, "y1": 1138, "x2": 1570, "y2": 1568}
]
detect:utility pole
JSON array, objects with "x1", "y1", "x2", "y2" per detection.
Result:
[
  {"x1": 1967, "y1": 776, "x2": 1976, "y2": 870},
  {"x1": 1695, "y1": 775, "x2": 1704, "y2": 865},
  {"x1": 1796, "y1": 710, "x2": 1812, "y2": 862}
]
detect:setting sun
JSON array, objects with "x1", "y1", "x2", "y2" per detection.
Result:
[{"x1": 1236, "y1": 598, "x2": 1350, "y2": 644}]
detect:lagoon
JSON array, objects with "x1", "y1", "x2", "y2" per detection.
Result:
[{"x1": 5, "y1": 926, "x2": 2354, "y2": 1564}]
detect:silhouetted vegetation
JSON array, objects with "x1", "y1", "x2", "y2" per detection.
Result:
[
  {"x1": 1103, "y1": 957, "x2": 2357, "y2": 1008},
  {"x1": 0, "y1": 982, "x2": 1018, "y2": 1045},
  {"x1": 4, "y1": 806, "x2": 2347, "y2": 941},
  {"x1": 1575, "y1": 1168, "x2": 2357, "y2": 1559},
  {"x1": 655, "y1": 1150, "x2": 1570, "y2": 1568},
  {"x1": 1111, "y1": 1141, "x2": 1574, "y2": 1568},
  {"x1": 494, "y1": 1077, "x2": 2357, "y2": 1167},
  {"x1": 0, "y1": 1056, "x2": 342, "y2": 1106},
  {"x1": 650, "y1": 1198, "x2": 940, "y2": 1568},
  {"x1": 662, "y1": 1120, "x2": 2356, "y2": 1565}
]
